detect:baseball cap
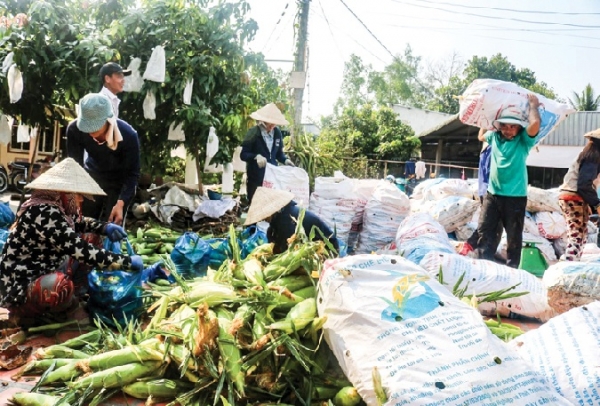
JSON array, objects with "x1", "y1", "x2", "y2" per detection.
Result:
[{"x1": 99, "y1": 62, "x2": 132, "y2": 79}]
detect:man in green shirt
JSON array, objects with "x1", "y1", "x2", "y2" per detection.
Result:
[{"x1": 476, "y1": 94, "x2": 540, "y2": 267}]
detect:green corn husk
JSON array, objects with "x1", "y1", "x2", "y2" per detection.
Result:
[
  {"x1": 11, "y1": 392, "x2": 61, "y2": 406},
  {"x1": 69, "y1": 361, "x2": 162, "y2": 390},
  {"x1": 14, "y1": 359, "x2": 75, "y2": 379},
  {"x1": 123, "y1": 379, "x2": 190, "y2": 399},
  {"x1": 60, "y1": 330, "x2": 102, "y2": 349},
  {"x1": 333, "y1": 386, "x2": 362, "y2": 406},
  {"x1": 42, "y1": 362, "x2": 82, "y2": 384},
  {"x1": 80, "y1": 345, "x2": 165, "y2": 371},
  {"x1": 372, "y1": 366, "x2": 387, "y2": 406},
  {"x1": 241, "y1": 257, "x2": 265, "y2": 286},
  {"x1": 167, "y1": 281, "x2": 239, "y2": 307},
  {"x1": 263, "y1": 243, "x2": 320, "y2": 281},
  {"x1": 267, "y1": 274, "x2": 313, "y2": 292},
  {"x1": 216, "y1": 307, "x2": 245, "y2": 397},
  {"x1": 35, "y1": 345, "x2": 89, "y2": 360},
  {"x1": 268, "y1": 298, "x2": 317, "y2": 333}
]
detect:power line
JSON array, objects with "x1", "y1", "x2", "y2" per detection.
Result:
[
  {"x1": 315, "y1": 0, "x2": 344, "y2": 59},
  {"x1": 261, "y1": 2, "x2": 290, "y2": 53},
  {"x1": 409, "y1": 0, "x2": 600, "y2": 16},
  {"x1": 389, "y1": 0, "x2": 600, "y2": 29}
]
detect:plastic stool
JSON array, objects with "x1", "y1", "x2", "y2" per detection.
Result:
[{"x1": 518, "y1": 241, "x2": 548, "y2": 277}]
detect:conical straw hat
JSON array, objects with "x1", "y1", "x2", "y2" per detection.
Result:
[
  {"x1": 25, "y1": 158, "x2": 106, "y2": 196},
  {"x1": 244, "y1": 187, "x2": 294, "y2": 225},
  {"x1": 249, "y1": 103, "x2": 289, "y2": 126}
]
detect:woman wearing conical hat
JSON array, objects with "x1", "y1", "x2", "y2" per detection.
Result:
[
  {"x1": 0, "y1": 158, "x2": 143, "y2": 328},
  {"x1": 240, "y1": 103, "x2": 295, "y2": 204},
  {"x1": 244, "y1": 187, "x2": 339, "y2": 255}
]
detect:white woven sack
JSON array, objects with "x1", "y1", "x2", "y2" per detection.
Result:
[
  {"x1": 309, "y1": 194, "x2": 358, "y2": 244},
  {"x1": 356, "y1": 182, "x2": 409, "y2": 253},
  {"x1": 409, "y1": 178, "x2": 444, "y2": 200},
  {"x1": 455, "y1": 221, "x2": 477, "y2": 241},
  {"x1": 543, "y1": 261, "x2": 600, "y2": 314},
  {"x1": 123, "y1": 57, "x2": 143, "y2": 92},
  {"x1": 143, "y1": 45, "x2": 166, "y2": 83},
  {"x1": 427, "y1": 196, "x2": 479, "y2": 232},
  {"x1": 495, "y1": 232, "x2": 556, "y2": 264},
  {"x1": 314, "y1": 176, "x2": 353, "y2": 200},
  {"x1": 263, "y1": 163, "x2": 309, "y2": 208},
  {"x1": 395, "y1": 213, "x2": 455, "y2": 264},
  {"x1": 318, "y1": 254, "x2": 570, "y2": 406},
  {"x1": 535, "y1": 211, "x2": 566, "y2": 239},
  {"x1": 420, "y1": 251, "x2": 556, "y2": 321},
  {"x1": 423, "y1": 178, "x2": 474, "y2": 201},
  {"x1": 458, "y1": 78, "x2": 574, "y2": 144},
  {"x1": 526, "y1": 186, "x2": 560, "y2": 213},
  {"x1": 509, "y1": 302, "x2": 600, "y2": 406},
  {"x1": 351, "y1": 178, "x2": 380, "y2": 202},
  {"x1": 523, "y1": 212, "x2": 541, "y2": 236}
]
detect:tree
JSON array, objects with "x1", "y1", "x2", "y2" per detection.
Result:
[
  {"x1": 333, "y1": 54, "x2": 374, "y2": 115},
  {"x1": 0, "y1": 0, "x2": 288, "y2": 192},
  {"x1": 568, "y1": 83, "x2": 600, "y2": 111},
  {"x1": 316, "y1": 105, "x2": 420, "y2": 177}
]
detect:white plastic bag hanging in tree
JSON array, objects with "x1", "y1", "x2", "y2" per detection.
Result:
[
  {"x1": 232, "y1": 146, "x2": 246, "y2": 173},
  {"x1": 143, "y1": 45, "x2": 166, "y2": 83},
  {"x1": 123, "y1": 57, "x2": 144, "y2": 92},
  {"x1": 1, "y1": 52, "x2": 14, "y2": 73},
  {"x1": 167, "y1": 121, "x2": 185, "y2": 141},
  {"x1": 8, "y1": 64, "x2": 23, "y2": 103},
  {"x1": 183, "y1": 78, "x2": 193, "y2": 105},
  {"x1": 0, "y1": 115, "x2": 12, "y2": 145},
  {"x1": 222, "y1": 163, "x2": 234, "y2": 194},
  {"x1": 143, "y1": 90, "x2": 156, "y2": 120},
  {"x1": 204, "y1": 126, "x2": 223, "y2": 173},
  {"x1": 16, "y1": 124, "x2": 30, "y2": 142}
]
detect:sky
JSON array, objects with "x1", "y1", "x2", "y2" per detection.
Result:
[{"x1": 245, "y1": 0, "x2": 600, "y2": 123}]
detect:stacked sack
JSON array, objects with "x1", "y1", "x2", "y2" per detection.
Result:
[
  {"x1": 356, "y1": 181, "x2": 410, "y2": 253},
  {"x1": 409, "y1": 178, "x2": 479, "y2": 233}
]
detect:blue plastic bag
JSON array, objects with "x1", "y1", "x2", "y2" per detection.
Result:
[
  {"x1": 0, "y1": 202, "x2": 15, "y2": 229},
  {"x1": 87, "y1": 239, "x2": 143, "y2": 327},
  {"x1": 0, "y1": 228, "x2": 9, "y2": 253},
  {"x1": 170, "y1": 232, "x2": 211, "y2": 278},
  {"x1": 240, "y1": 226, "x2": 268, "y2": 259},
  {"x1": 206, "y1": 237, "x2": 232, "y2": 270}
]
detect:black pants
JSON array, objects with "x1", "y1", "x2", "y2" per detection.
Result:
[
  {"x1": 246, "y1": 180, "x2": 262, "y2": 205},
  {"x1": 82, "y1": 177, "x2": 130, "y2": 223},
  {"x1": 477, "y1": 193, "x2": 527, "y2": 268},
  {"x1": 467, "y1": 196, "x2": 503, "y2": 249}
]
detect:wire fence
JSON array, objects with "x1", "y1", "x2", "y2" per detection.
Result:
[{"x1": 338, "y1": 157, "x2": 479, "y2": 181}]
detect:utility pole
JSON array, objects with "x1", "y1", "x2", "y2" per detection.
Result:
[{"x1": 292, "y1": 0, "x2": 310, "y2": 137}]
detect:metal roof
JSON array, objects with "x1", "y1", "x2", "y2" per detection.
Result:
[
  {"x1": 539, "y1": 111, "x2": 600, "y2": 146},
  {"x1": 417, "y1": 111, "x2": 600, "y2": 146}
]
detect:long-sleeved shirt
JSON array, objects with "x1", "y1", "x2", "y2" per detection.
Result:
[
  {"x1": 66, "y1": 119, "x2": 140, "y2": 204},
  {"x1": 0, "y1": 204, "x2": 134, "y2": 306},
  {"x1": 240, "y1": 125, "x2": 287, "y2": 187}
]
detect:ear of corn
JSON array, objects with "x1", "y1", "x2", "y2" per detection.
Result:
[
  {"x1": 216, "y1": 307, "x2": 246, "y2": 397},
  {"x1": 69, "y1": 361, "x2": 162, "y2": 390},
  {"x1": 333, "y1": 386, "x2": 361, "y2": 406},
  {"x1": 79, "y1": 345, "x2": 165, "y2": 371},
  {"x1": 268, "y1": 298, "x2": 317, "y2": 334},
  {"x1": 42, "y1": 362, "x2": 82, "y2": 384},
  {"x1": 11, "y1": 392, "x2": 61, "y2": 406},
  {"x1": 35, "y1": 345, "x2": 89, "y2": 360},
  {"x1": 372, "y1": 366, "x2": 387, "y2": 406},
  {"x1": 122, "y1": 378, "x2": 189, "y2": 399},
  {"x1": 59, "y1": 330, "x2": 102, "y2": 349}
]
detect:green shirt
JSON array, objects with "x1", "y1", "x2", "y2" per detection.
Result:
[{"x1": 485, "y1": 128, "x2": 536, "y2": 197}]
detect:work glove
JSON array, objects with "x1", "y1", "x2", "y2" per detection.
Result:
[
  {"x1": 130, "y1": 255, "x2": 144, "y2": 271},
  {"x1": 284, "y1": 159, "x2": 295, "y2": 167},
  {"x1": 104, "y1": 223, "x2": 127, "y2": 242},
  {"x1": 141, "y1": 261, "x2": 175, "y2": 284},
  {"x1": 255, "y1": 154, "x2": 267, "y2": 168}
]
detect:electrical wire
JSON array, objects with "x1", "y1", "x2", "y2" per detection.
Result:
[
  {"x1": 315, "y1": 0, "x2": 344, "y2": 59},
  {"x1": 389, "y1": 0, "x2": 600, "y2": 29},
  {"x1": 261, "y1": 2, "x2": 290, "y2": 53},
  {"x1": 408, "y1": 0, "x2": 600, "y2": 16}
]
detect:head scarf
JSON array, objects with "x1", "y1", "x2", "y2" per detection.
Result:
[{"x1": 17, "y1": 190, "x2": 81, "y2": 228}]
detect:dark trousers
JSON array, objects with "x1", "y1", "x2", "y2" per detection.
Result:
[
  {"x1": 246, "y1": 180, "x2": 262, "y2": 205},
  {"x1": 467, "y1": 196, "x2": 503, "y2": 249},
  {"x1": 82, "y1": 177, "x2": 130, "y2": 223},
  {"x1": 477, "y1": 193, "x2": 527, "y2": 268}
]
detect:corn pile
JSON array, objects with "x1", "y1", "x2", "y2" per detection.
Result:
[
  {"x1": 12, "y1": 220, "x2": 359, "y2": 406},
  {"x1": 128, "y1": 225, "x2": 181, "y2": 266}
]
